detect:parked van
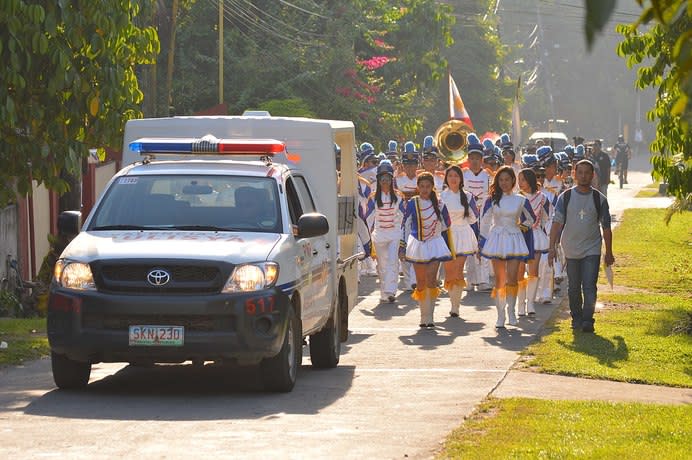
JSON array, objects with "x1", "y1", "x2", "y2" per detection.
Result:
[
  {"x1": 527, "y1": 131, "x2": 569, "y2": 152},
  {"x1": 47, "y1": 113, "x2": 360, "y2": 392}
]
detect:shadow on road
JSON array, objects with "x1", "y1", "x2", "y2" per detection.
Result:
[{"x1": 22, "y1": 362, "x2": 355, "y2": 421}]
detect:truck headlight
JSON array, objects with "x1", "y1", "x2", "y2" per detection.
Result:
[
  {"x1": 54, "y1": 260, "x2": 96, "y2": 291},
  {"x1": 223, "y1": 262, "x2": 279, "y2": 293}
]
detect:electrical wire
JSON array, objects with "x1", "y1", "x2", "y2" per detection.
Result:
[{"x1": 277, "y1": 0, "x2": 331, "y2": 20}]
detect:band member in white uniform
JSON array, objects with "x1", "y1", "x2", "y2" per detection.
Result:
[
  {"x1": 479, "y1": 166, "x2": 536, "y2": 328},
  {"x1": 364, "y1": 161, "x2": 406, "y2": 303},
  {"x1": 421, "y1": 135, "x2": 446, "y2": 192},
  {"x1": 462, "y1": 134, "x2": 492, "y2": 291},
  {"x1": 500, "y1": 133, "x2": 521, "y2": 191},
  {"x1": 535, "y1": 146, "x2": 561, "y2": 304},
  {"x1": 516, "y1": 167, "x2": 552, "y2": 316},
  {"x1": 403, "y1": 172, "x2": 453, "y2": 328},
  {"x1": 441, "y1": 165, "x2": 479, "y2": 318},
  {"x1": 397, "y1": 142, "x2": 421, "y2": 291}
]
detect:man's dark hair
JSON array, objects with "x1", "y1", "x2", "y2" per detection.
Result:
[{"x1": 575, "y1": 159, "x2": 595, "y2": 172}]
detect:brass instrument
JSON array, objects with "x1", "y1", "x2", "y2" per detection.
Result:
[{"x1": 434, "y1": 119, "x2": 474, "y2": 163}]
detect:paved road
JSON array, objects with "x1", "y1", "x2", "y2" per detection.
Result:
[{"x1": 0, "y1": 155, "x2": 671, "y2": 459}]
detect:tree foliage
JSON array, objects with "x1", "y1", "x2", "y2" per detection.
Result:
[
  {"x1": 166, "y1": 0, "x2": 458, "y2": 148},
  {"x1": 590, "y1": 0, "x2": 690, "y2": 209},
  {"x1": 0, "y1": 0, "x2": 159, "y2": 208}
]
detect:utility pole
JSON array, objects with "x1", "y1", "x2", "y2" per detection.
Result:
[
  {"x1": 536, "y1": 4, "x2": 555, "y2": 125},
  {"x1": 219, "y1": 0, "x2": 224, "y2": 104}
]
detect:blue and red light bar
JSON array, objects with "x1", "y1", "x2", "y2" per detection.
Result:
[{"x1": 129, "y1": 136, "x2": 286, "y2": 155}]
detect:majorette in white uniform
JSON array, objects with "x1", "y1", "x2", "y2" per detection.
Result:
[
  {"x1": 518, "y1": 190, "x2": 552, "y2": 315},
  {"x1": 441, "y1": 187, "x2": 479, "y2": 317},
  {"x1": 403, "y1": 191, "x2": 453, "y2": 327},
  {"x1": 364, "y1": 163, "x2": 406, "y2": 303},
  {"x1": 479, "y1": 190, "x2": 536, "y2": 328},
  {"x1": 463, "y1": 133, "x2": 491, "y2": 290},
  {"x1": 440, "y1": 189, "x2": 479, "y2": 257},
  {"x1": 404, "y1": 197, "x2": 453, "y2": 264},
  {"x1": 523, "y1": 191, "x2": 552, "y2": 254},
  {"x1": 479, "y1": 193, "x2": 536, "y2": 260}
]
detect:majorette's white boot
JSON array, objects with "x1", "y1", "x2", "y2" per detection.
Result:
[
  {"x1": 526, "y1": 276, "x2": 539, "y2": 315},
  {"x1": 413, "y1": 287, "x2": 427, "y2": 327},
  {"x1": 517, "y1": 278, "x2": 527, "y2": 316},
  {"x1": 494, "y1": 288, "x2": 506, "y2": 328},
  {"x1": 447, "y1": 280, "x2": 465, "y2": 317},
  {"x1": 506, "y1": 284, "x2": 519, "y2": 326}
]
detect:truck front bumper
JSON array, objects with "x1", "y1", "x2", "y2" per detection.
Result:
[{"x1": 47, "y1": 287, "x2": 290, "y2": 365}]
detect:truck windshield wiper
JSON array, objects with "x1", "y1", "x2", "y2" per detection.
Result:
[
  {"x1": 168, "y1": 225, "x2": 232, "y2": 231},
  {"x1": 91, "y1": 225, "x2": 154, "y2": 230}
]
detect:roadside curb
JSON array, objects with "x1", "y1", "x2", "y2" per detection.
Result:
[{"x1": 491, "y1": 369, "x2": 692, "y2": 405}]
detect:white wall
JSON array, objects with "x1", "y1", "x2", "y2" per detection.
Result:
[{"x1": 0, "y1": 204, "x2": 18, "y2": 281}]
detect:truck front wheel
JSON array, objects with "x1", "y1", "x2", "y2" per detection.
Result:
[
  {"x1": 260, "y1": 305, "x2": 301, "y2": 392},
  {"x1": 309, "y1": 296, "x2": 341, "y2": 369},
  {"x1": 51, "y1": 352, "x2": 91, "y2": 389}
]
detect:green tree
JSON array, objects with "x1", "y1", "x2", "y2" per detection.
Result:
[
  {"x1": 168, "y1": 0, "x2": 453, "y2": 147},
  {"x1": 590, "y1": 0, "x2": 690, "y2": 214},
  {"x1": 0, "y1": 0, "x2": 159, "y2": 208}
]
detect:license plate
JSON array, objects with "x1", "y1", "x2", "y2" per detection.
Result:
[{"x1": 129, "y1": 325, "x2": 184, "y2": 346}]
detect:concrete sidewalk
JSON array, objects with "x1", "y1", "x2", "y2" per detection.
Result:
[{"x1": 492, "y1": 369, "x2": 692, "y2": 405}]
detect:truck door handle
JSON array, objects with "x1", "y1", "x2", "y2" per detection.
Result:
[
  {"x1": 325, "y1": 243, "x2": 330, "y2": 249},
  {"x1": 312, "y1": 249, "x2": 319, "y2": 255}
]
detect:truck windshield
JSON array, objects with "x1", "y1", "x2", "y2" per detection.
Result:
[{"x1": 89, "y1": 175, "x2": 282, "y2": 233}]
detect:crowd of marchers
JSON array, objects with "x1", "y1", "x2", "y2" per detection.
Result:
[{"x1": 351, "y1": 133, "x2": 614, "y2": 333}]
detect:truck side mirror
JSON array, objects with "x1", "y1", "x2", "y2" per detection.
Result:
[
  {"x1": 297, "y1": 213, "x2": 329, "y2": 238},
  {"x1": 57, "y1": 210, "x2": 82, "y2": 237}
]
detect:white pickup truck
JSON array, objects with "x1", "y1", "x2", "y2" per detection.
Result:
[{"x1": 47, "y1": 113, "x2": 360, "y2": 392}]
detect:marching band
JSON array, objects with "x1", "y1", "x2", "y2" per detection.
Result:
[{"x1": 355, "y1": 129, "x2": 580, "y2": 330}]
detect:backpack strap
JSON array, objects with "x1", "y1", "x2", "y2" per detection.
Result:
[
  {"x1": 592, "y1": 189, "x2": 602, "y2": 221},
  {"x1": 563, "y1": 188, "x2": 572, "y2": 224}
]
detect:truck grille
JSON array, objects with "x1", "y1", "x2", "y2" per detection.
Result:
[
  {"x1": 101, "y1": 265, "x2": 218, "y2": 282},
  {"x1": 91, "y1": 260, "x2": 231, "y2": 294}
]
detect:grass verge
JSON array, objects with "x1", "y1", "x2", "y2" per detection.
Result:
[
  {"x1": 0, "y1": 318, "x2": 49, "y2": 367},
  {"x1": 603, "y1": 208, "x2": 691, "y2": 295},
  {"x1": 635, "y1": 182, "x2": 661, "y2": 198},
  {"x1": 440, "y1": 398, "x2": 692, "y2": 459},
  {"x1": 522, "y1": 209, "x2": 692, "y2": 387},
  {"x1": 523, "y1": 292, "x2": 691, "y2": 387}
]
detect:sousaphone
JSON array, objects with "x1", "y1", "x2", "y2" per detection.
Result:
[{"x1": 434, "y1": 119, "x2": 474, "y2": 163}]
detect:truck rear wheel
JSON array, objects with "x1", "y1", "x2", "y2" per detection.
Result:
[
  {"x1": 260, "y1": 305, "x2": 301, "y2": 392},
  {"x1": 51, "y1": 352, "x2": 91, "y2": 389},
  {"x1": 309, "y1": 296, "x2": 340, "y2": 369}
]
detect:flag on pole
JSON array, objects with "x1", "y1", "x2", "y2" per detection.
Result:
[
  {"x1": 511, "y1": 76, "x2": 522, "y2": 147},
  {"x1": 449, "y1": 73, "x2": 474, "y2": 130}
]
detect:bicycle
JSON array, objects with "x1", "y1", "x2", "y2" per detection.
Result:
[{"x1": 0, "y1": 256, "x2": 41, "y2": 317}]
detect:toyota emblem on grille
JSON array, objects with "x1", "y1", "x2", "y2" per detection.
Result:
[{"x1": 147, "y1": 269, "x2": 171, "y2": 286}]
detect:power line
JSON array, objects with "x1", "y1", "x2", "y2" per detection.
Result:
[
  {"x1": 277, "y1": 0, "x2": 331, "y2": 19},
  {"x1": 212, "y1": 1, "x2": 342, "y2": 113},
  {"x1": 216, "y1": 0, "x2": 325, "y2": 47},
  {"x1": 234, "y1": 0, "x2": 328, "y2": 38}
]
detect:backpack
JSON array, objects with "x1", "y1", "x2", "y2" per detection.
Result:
[{"x1": 563, "y1": 187, "x2": 601, "y2": 223}]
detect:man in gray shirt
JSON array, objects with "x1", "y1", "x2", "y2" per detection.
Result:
[{"x1": 548, "y1": 160, "x2": 615, "y2": 332}]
